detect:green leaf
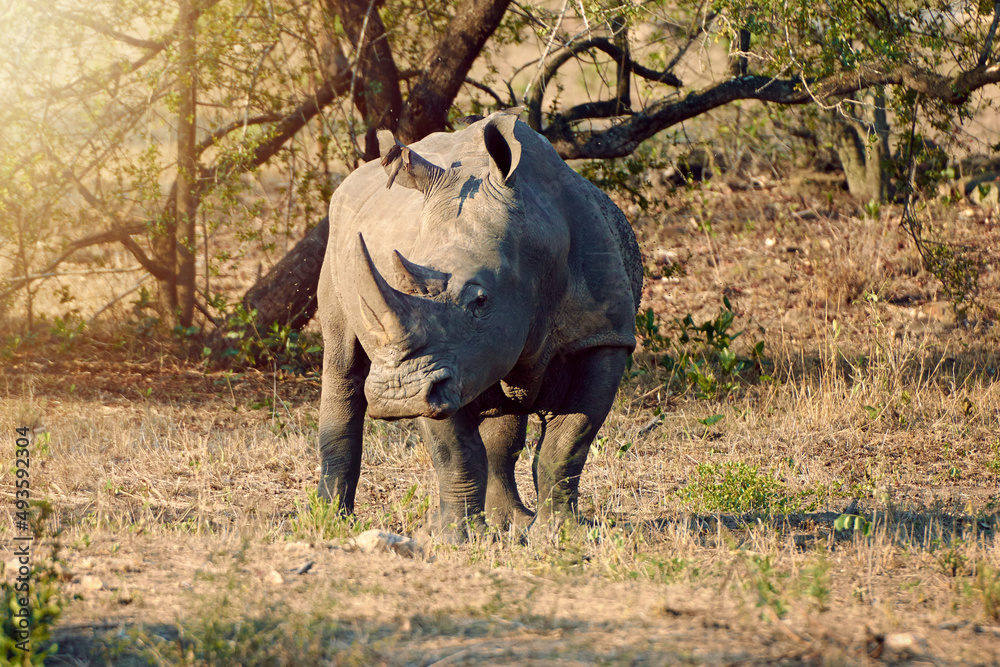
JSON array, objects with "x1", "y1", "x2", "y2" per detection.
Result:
[
  {"x1": 834, "y1": 513, "x2": 872, "y2": 536},
  {"x1": 698, "y1": 413, "x2": 724, "y2": 427}
]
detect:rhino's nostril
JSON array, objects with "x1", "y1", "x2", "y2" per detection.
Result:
[{"x1": 426, "y1": 372, "x2": 460, "y2": 417}]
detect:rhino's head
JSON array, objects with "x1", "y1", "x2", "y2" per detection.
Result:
[{"x1": 356, "y1": 115, "x2": 542, "y2": 420}]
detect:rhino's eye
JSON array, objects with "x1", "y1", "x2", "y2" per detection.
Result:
[{"x1": 465, "y1": 288, "x2": 490, "y2": 318}]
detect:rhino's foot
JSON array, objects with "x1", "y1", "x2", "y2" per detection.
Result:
[
  {"x1": 525, "y1": 500, "x2": 589, "y2": 536},
  {"x1": 521, "y1": 510, "x2": 595, "y2": 550},
  {"x1": 419, "y1": 509, "x2": 487, "y2": 545},
  {"x1": 485, "y1": 504, "x2": 535, "y2": 531}
]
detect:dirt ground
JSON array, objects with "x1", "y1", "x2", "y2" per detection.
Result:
[{"x1": 3, "y1": 175, "x2": 1000, "y2": 665}]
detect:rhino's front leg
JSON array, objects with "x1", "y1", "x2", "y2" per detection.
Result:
[
  {"x1": 318, "y1": 338, "x2": 369, "y2": 512},
  {"x1": 418, "y1": 407, "x2": 488, "y2": 540},
  {"x1": 534, "y1": 347, "x2": 629, "y2": 522},
  {"x1": 481, "y1": 414, "x2": 534, "y2": 529}
]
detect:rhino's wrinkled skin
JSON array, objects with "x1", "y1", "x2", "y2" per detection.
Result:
[{"x1": 317, "y1": 112, "x2": 642, "y2": 536}]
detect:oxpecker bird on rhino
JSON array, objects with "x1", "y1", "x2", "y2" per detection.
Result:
[{"x1": 316, "y1": 110, "x2": 642, "y2": 539}]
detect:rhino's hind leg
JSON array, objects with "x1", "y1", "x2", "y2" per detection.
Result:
[
  {"x1": 418, "y1": 409, "x2": 488, "y2": 541},
  {"x1": 481, "y1": 414, "x2": 534, "y2": 529},
  {"x1": 318, "y1": 337, "x2": 369, "y2": 513},
  {"x1": 534, "y1": 347, "x2": 629, "y2": 522}
]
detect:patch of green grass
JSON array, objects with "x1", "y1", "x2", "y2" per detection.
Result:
[
  {"x1": 970, "y1": 562, "x2": 1000, "y2": 622},
  {"x1": 742, "y1": 553, "x2": 789, "y2": 619},
  {"x1": 677, "y1": 462, "x2": 800, "y2": 514},
  {"x1": 986, "y1": 438, "x2": 1000, "y2": 476},
  {"x1": 289, "y1": 491, "x2": 369, "y2": 540},
  {"x1": 797, "y1": 555, "x2": 832, "y2": 612},
  {"x1": 380, "y1": 484, "x2": 432, "y2": 535}
]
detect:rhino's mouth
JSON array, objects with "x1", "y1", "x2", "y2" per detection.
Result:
[{"x1": 365, "y1": 362, "x2": 463, "y2": 420}]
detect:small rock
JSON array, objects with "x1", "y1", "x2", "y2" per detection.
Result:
[
  {"x1": 884, "y1": 632, "x2": 926, "y2": 654},
  {"x1": 764, "y1": 237, "x2": 776, "y2": 247},
  {"x1": 974, "y1": 624, "x2": 1000, "y2": 637},
  {"x1": 353, "y1": 529, "x2": 420, "y2": 558},
  {"x1": 652, "y1": 247, "x2": 677, "y2": 266},
  {"x1": 78, "y1": 557, "x2": 95, "y2": 571},
  {"x1": 265, "y1": 570, "x2": 284, "y2": 585},
  {"x1": 781, "y1": 308, "x2": 809, "y2": 326},
  {"x1": 80, "y1": 575, "x2": 104, "y2": 591},
  {"x1": 937, "y1": 620, "x2": 968, "y2": 631},
  {"x1": 291, "y1": 561, "x2": 314, "y2": 575}
]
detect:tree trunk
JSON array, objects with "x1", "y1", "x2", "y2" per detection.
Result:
[
  {"x1": 729, "y1": 28, "x2": 751, "y2": 77},
  {"x1": 241, "y1": 216, "x2": 329, "y2": 332},
  {"x1": 176, "y1": 0, "x2": 198, "y2": 327},
  {"x1": 151, "y1": 207, "x2": 178, "y2": 319},
  {"x1": 833, "y1": 89, "x2": 891, "y2": 204},
  {"x1": 327, "y1": 0, "x2": 403, "y2": 161},
  {"x1": 397, "y1": 0, "x2": 512, "y2": 142}
]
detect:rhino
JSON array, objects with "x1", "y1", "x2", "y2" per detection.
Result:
[{"x1": 317, "y1": 111, "x2": 642, "y2": 537}]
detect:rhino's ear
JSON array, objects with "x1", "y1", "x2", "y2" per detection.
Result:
[
  {"x1": 377, "y1": 130, "x2": 445, "y2": 194},
  {"x1": 483, "y1": 114, "x2": 521, "y2": 186}
]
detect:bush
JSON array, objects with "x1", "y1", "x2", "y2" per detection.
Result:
[{"x1": 632, "y1": 297, "x2": 768, "y2": 400}]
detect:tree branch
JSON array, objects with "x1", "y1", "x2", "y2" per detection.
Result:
[
  {"x1": 55, "y1": 10, "x2": 162, "y2": 49},
  {"x1": 525, "y1": 37, "x2": 682, "y2": 131},
  {"x1": 463, "y1": 77, "x2": 509, "y2": 107},
  {"x1": 611, "y1": 16, "x2": 631, "y2": 114},
  {"x1": 0, "y1": 223, "x2": 148, "y2": 303},
  {"x1": 329, "y1": 0, "x2": 404, "y2": 160},
  {"x1": 980, "y1": 1, "x2": 1000, "y2": 67},
  {"x1": 198, "y1": 70, "x2": 353, "y2": 197},
  {"x1": 48, "y1": 0, "x2": 225, "y2": 100},
  {"x1": 43, "y1": 146, "x2": 174, "y2": 281},
  {"x1": 545, "y1": 63, "x2": 1000, "y2": 159},
  {"x1": 195, "y1": 115, "x2": 282, "y2": 159}
]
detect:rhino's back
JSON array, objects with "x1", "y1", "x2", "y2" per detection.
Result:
[{"x1": 502, "y1": 122, "x2": 642, "y2": 352}]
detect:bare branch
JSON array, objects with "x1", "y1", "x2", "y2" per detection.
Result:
[
  {"x1": 47, "y1": 0, "x2": 225, "y2": 100},
  {"x1": 17, "y1": 267, "x2": 145, "y2": 281},
  {"x1": 87, "y1": 273, "x2": 152, "y2": 325},
  {"x1": 663, "y1": 9, "x2": 717, "y2": 75},
  {"x1": 55, "y1": 10, "x2": 162, "y2": 49},
  {"x1": 545, "y1": 63, "x2": 1000, "y2": 159},
  {"x1": 980, "y1": 1, "x2": 1000, "y2": 67},
  {"x1": 524, "y1": 0, "x2": 571, "y2": 102},
  {"x1": 611, "y1": 16, "x2": 631, "y2": 114},
  {"x1": 525, "y1": 37, "x2": 682, "y2": 131},
  {"x1": 0, "y1": 223, "x2": 148, "y2": 303},
  {"x1": 198, "y1": 69, "x2": 353, "y2": 197},
  {"x1": 463, "y1": 77, "x2": 509, "y2": 107},
  {"x1": 328, "y1": 0, "x2": 404, "y2": 160},
  {"x1": 560, "y1": 99, "x2": 632, "y2": 123},
  {"x1": 196, "y1": 114, "x2": 283, "y2": 158},
  {"x1": 43, "y1": 145, "x2": 174, "y2": 280}
]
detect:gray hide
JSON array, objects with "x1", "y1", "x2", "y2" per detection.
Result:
[{"x1": 317, "y1": 111, "x2": 641, "y2": 537}]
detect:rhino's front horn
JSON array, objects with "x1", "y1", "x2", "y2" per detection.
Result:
[
  {"x1": 392, "y1": 250, "x2": 449, "y2": 296},
  {"x1": 355, "y1": 233, "x2": 428, "y2": 346}
]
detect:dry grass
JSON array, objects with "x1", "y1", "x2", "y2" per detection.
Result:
[{"x1": 3, "y1": 179, "x2": 1000, "y2": 665}]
